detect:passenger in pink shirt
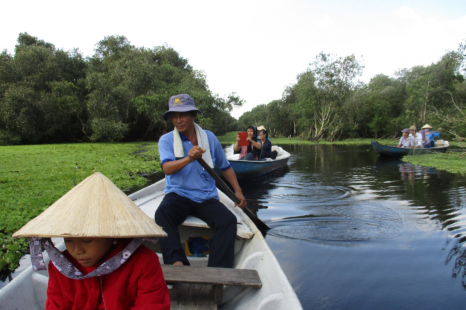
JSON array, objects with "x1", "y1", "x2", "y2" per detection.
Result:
[{"x1": 234, "y1": 125, "x2": 262, "y2": 160}]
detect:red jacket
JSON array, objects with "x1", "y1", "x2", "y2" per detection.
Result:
[{"x1": 46, "y1": 240, "x2": 170, "y2": 310}]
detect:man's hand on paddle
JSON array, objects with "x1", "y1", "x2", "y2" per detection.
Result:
[
  {"x1": 188, "y1": 146, "x2": 206, "y2": 163},
  {"x1": 235, "y1": 191, "x2": 247, "y2": 209}
]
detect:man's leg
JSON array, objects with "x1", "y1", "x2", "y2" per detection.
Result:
[
  {"x1": 194, "y1": 200, "x2": 237, "y2": 268},
  {"x1": 155, "y1": 193, "x2": 192, "y2": 265}
]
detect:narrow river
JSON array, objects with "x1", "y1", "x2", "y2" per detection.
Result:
[{"x1": 242, "y1": 144, "x2": 466, "y2": 309}]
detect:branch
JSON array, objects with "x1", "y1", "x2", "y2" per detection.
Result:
[
  {"x1": 431, "y1": 105, "x2": 454, "y2": 123},
  {"x1": 445, "y1": 89, "x2": 465, "y2": 117},
  {"x1": 77, "y1": 112, "x2": 90, "y2": 139}
]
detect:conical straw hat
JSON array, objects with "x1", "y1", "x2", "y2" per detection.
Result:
[
  {"x1": 421, "y1": 124, "x2": 432, "y2": 129},
  {"x1": 13, "y1": 172, "x2": 167, "y2": 238}
]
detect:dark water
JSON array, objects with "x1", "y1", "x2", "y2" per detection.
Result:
[{"x1": 242, "y1": 144, "x2": 466, "y2": 310}]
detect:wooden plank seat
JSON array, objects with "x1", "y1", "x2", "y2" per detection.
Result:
[{"x1": 162, "y1": 265, "x2": 262, "y2": 308}]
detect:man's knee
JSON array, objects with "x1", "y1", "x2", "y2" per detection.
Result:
[
  {"x1": 155, "y1": 203, "x2": 171, "y2": 225},
  {"x1": 217, "y1": 211, "x2": 237, "y2": 232}
]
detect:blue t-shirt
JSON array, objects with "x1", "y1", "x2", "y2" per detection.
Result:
[{"x1": 158, "y1": 130, "x2": 231, "y2": 203}]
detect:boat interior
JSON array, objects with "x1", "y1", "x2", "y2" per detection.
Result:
[{"x1": 0, "y1": 179, "x2": 301, "y2": 310}]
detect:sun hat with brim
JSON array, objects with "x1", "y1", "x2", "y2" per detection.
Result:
[
  {"x1": 421, "y1": 124, "x2": 433, "y2": 129},
  {"x1": 409, "y1": 125, "x2": 416, "y2": 130},
  {"x1": 401, "y1": 128, "x2": 410, "y2": 133},
  {"x1": 13, "y1": 172, "x2": 167, "y2": 238},
  {"x1": 162, "y1": 94, "x2": 203, "y2": 121},
  {"x1": 257, "y1": 125, "x2": 266, "y2": 131},
  {"x1": 14, "y1": 172, "x2": 167, "y2": 279}
]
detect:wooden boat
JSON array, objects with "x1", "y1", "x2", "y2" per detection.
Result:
[
  {"x1": 0, "y1": 179, "x2": 302, "y2": 310},
  {"x1": 371, "y1": 140, "x2": 448, "y2": 158},
  {"x1": 217, "y1": 146, "x2": 290, "y2": 180}
]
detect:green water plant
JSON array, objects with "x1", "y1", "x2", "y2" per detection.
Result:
[{"x1": 403, "y1": 152, "x2": 466, "y2": 175}]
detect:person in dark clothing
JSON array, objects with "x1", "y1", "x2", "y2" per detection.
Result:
[{"x1": 257, "y1": 127, "x2": 277, "y2": 160}]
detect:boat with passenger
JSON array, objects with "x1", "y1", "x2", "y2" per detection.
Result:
[
  {"x1": 371, "y1": 140, "x2": 449, "y2": 158},
  {"x1": 218, "y1": 146, "x2": 291, "y2": 180},
  {"x1": 0, "y1": 178, "x2": 302, "y2": 310}
]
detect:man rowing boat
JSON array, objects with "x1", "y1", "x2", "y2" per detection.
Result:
[{"x1": 155, "y1": 94, "x2": 247, "y2": 268}]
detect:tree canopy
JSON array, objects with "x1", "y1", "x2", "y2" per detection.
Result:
[
  {"x1": 0, "y1": 33, "x2": 241, "y2": 145},
  {"x1": 239, "y1": 41, "x2": 466, "y2": 141},
  {"x1": 2, "y1": 33, "x2": 466, "y2": 144}
]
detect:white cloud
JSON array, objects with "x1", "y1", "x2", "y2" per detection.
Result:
[{"x1": 395, "y1": 5, "x2": 422, "y2": 21}]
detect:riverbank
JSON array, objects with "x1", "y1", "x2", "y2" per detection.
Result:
[
  {"x1": 217, "y1": 131, "x2": 397, "y2": 146},
  {"x1": 403, "y1": 152, "x2": 466, "y2": 175},
  {"x1": 0, "y1": 142, "x2": 161, "y2": 279}
]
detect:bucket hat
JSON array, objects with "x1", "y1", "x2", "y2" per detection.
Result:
[
  {"x1": 13, "y1": 172, "x2": 167, "y2": 238},
  {"x1": 401, "y1": 128, "x2": 410, "y2": 133},
  {"x1": 162, "y1": 94, "x2": 203, "y2": 121},
  {"x1": 421, "y1": 124, "x2": 433, "y2": 129}
]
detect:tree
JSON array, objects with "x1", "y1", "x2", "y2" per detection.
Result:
[{"x1": 0, "y1": 33, "x2": 88, "y2": 144}]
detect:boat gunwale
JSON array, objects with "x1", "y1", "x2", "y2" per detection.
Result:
[{"x1": 371, "y1": 140, "x2": 448, "y2": 157}]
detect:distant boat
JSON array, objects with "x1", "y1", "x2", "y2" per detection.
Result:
[
  {"x1": 371, "y1": 141, "x2": 448, "y2": 158},
  {"x1": 217, "y1": 146, "x2": 290, "y2": 180}
]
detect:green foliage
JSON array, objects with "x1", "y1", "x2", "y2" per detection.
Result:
[
  {"x1": 0, "y1": 33, "x2": 243, "y2": 144},
  {"x1": 0, "y1": 233, "x2": 29, "y2": 276},
  {"x1": 1, "y1": 32, "x2": 466, "y2": 143},
  {"x1": 239, "y1": 52, "x2": 365, "y2": 141},
  {"x1": 0, "y1": 142, "x2": 161, "y2": 276},
  {"x1": 0, "y1": 33, "x2": 88, "y2": 144},
  {"x1": 238, "y1": 39, "x2": 466, "y2": 142},
  {"x1": 0, "y1": 130, "x2": 21, "y2": 146},
  {"x1": 85, "y1": 36, "x2": 241, "y2": 141},
  {"x1": 89, "y1": 119, "x2": 129, "y2": 142}
]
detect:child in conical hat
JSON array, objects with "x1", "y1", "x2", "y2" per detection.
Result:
[{"x1": 13, "y1": 172, "x2": 170, "y2": 310}]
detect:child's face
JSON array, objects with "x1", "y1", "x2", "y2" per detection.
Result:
[{"x1": 64, "y1": 238, "x2": 113, "y2": 267}]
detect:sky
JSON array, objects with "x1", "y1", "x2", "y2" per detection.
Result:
[{"x1": 1, "y1": 0, "x2": 466, "y2": 118}]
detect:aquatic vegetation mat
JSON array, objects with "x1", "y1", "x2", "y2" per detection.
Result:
[
  {"x1": 403, "y1": 153, "x2": 466, "y2": 175},
  {"x1": 0, "y1": 142, "x2": 161, "y2": 279}
]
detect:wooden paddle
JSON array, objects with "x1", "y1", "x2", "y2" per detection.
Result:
[{"x1": 196, "y1": 158, "x2": 270, "y2": 232}]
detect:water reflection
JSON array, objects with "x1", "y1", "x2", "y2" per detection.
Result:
[{"x1": 446, "y1": 237, "x2": 466, "y2": 288}]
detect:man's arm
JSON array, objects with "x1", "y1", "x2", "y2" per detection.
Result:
[
  {"x1": 221, "y1": 167, "x2": 247, "y2": 209},
  {"x1": 162, "y1": 146, "x2": 205, "y2": 175}
]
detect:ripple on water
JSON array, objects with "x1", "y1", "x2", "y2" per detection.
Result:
[
  {"x1": 268, "y1": 184, "x2": 351, "y2": 203},
  {"x1": 268, "y1": 205, "x2": 405, "y2": 241}
]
